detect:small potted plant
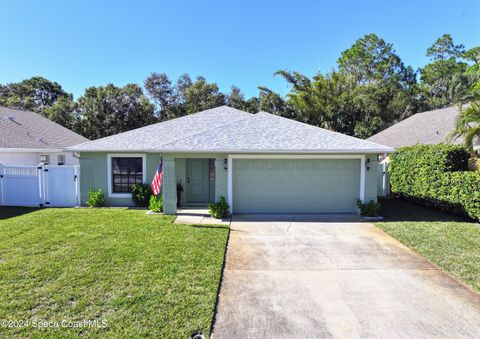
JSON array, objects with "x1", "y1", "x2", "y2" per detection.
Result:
[{"x1": 176, "y1": 181, "x2": 184, "y2": 207}]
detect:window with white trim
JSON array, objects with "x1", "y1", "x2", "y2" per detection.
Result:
[
  {"x1": 40, "y1": 155, "x2": 50, "y2": 165},
  {"x1": 57, "y1": 154, "x2": 65, "y2": 166},
  {"x1": 111, "y1": 157, "x2": 143, "y2": 193}
]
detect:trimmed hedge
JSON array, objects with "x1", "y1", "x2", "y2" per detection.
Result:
[{"x1": 389, "y1": 144, "x2": 480, "y2": 221}]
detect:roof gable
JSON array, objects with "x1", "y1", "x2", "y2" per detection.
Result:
[{"x1": 0, "y1": 106, "x2": 88, "y2": 149}]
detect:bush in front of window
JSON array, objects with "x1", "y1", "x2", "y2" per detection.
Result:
[
  {"x1": 149, "y1": 195, "x2": 163, "y2": 213},
  {"x1": 132, "y1": 183, "x2": 152, "y2": 207},
  {"x1": 86, "y1": 189, "x2": 105, "y2": 207}
]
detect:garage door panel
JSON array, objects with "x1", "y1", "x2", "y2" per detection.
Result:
[{"x1": 233, "y1": 159, "x2": 360, "y2": 213}]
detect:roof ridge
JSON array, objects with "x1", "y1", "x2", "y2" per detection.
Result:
[{"x1": 157, "y1": 112, "x2": 254, "y2": 150}]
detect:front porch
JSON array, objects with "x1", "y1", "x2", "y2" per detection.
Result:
[{"x1": 162, "y1": 153, "x2": 228, "y2": 215}]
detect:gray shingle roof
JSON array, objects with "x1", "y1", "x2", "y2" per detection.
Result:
[
  {"x1": 70, "y1": 106, "x2": 393, "y2": 153},
  {"x1": 0, "y1": 106, "x2": 88, "y2": 149},
  {"x1": 367, "y1": 106, "x2": 462, "y2": 148}
]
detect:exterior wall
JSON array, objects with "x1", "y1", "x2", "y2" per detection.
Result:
[
  {"x1": 79, "y1": 151, "x2": 379, "y2": 214},
  {"x1": 79, "y1": 152, "x2": 161, "y2": 206},
  {"x1": 364, "y1": 154, "x2": 379, "y2": 203},
  {"x1": 0, "y1": 151, "x2": 79, "y2": 166},
  {"x1": 214, "y1": 157, "x2": 228, "y2": 201}
]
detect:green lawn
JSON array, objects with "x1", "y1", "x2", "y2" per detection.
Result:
[
  {"x1": 0, "y1": 207, "x2": 229, "y2": 338},
  {"x1": 375, "y1": 198, "x2": 480, "y2": 292}
]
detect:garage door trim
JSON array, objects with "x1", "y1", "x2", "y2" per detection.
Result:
[{"x1": 227, "y1": 154, "x2": 366, "y2": 213}]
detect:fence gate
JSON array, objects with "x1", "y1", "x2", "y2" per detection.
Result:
[{"x1": 0, "y1": 164, "x2": 80, "y2": 207}]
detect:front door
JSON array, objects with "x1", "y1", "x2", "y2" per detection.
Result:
[{"x1": 186, "y1": 159, "x2": 209, "y2": 203}]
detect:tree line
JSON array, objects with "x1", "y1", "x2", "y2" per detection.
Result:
[{"x1": 0, "y1": 33, "x2": 478, "y2": 140}]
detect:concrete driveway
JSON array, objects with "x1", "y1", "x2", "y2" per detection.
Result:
[{"x1": 212, "y1": 214, "x2": 480, "y2": 339}]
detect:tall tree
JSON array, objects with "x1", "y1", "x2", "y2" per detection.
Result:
[
  {"x1": 144, "y1": 72, "x2": 176, "y2": 119},
  {"x1": 266, "y1": 34, "x2": 418, "y2": 138},
  {"x1": 226, "y1": 86, "x2": 247, "y2": 110},
  {"x1": 77, "y1": 84, "x2": 155, "y2": 139},
  {"x1": 44, "y1": 96, "x2": 79, "y2": 132},
  {"x1": 182, "y1": 76, "x2": 226, "y2": 114},
  {"x1": 420, "y1": 34, "x2": 470, "y2": 108},
  {"x1": 258, "y1": 86, "x2": 292, "y2": 117},
  {"x1": 337, "y1": 33, "x2": 412, "y2": 85},
  {"x1": 0, "y1": 76, "x2": 72, "y2": 115}
]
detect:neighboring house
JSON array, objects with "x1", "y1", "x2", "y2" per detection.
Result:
[
  {"x1": 367, "y1": 106, "x2": 462, "y2": 147},
  {"x1": 69, "y1": 106, "x2": 394, "y2": 214},
  {"x1": 367, "y1": 105, "x2": 462, "y2": 197},
  {"x1": 0, "y1": 106, "x2": 88, "y2": 166}
]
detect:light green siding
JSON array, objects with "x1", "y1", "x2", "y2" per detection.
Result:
[
  {"x1": 79, "y1": 152, "x2": 378, "y2": 215},
  {"x1": 232, "y1": 159, "x2": 361, "y2": 213},
  {"x1": 365, "y1": 154, "x2": 378, "y2": 203},
  {"x1": 79, "y1": 152, "x2": 161, "y2": 206},
  {"x1": 214, "y1": 156, "x2": 228, "y2": 201},
  {"x1": 162, "y1": 156, "x2": 176, "y2": 214}
]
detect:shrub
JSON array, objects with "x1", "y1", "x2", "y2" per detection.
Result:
[
  {"x1": 149, "y1": 195, "x2": 163, "y2": 213},
  {"x1": 356, "y1": 199, "x2": 381, "y2": 217},
  {"x1": 389, "y1": 144, "x2": 480, "y2": 221},
  {"x1": 208, "y1": 196, "x2": 230, "y2": 219},
  {"x1": 86, "y1": 189, "x2": 105, "y2": 207},
  {"x1": 131, "y1": 183, "x2": 152, "y2": 207}
]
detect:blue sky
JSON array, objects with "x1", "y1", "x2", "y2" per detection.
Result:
[{"x1": 0, "y1": 0, "x2": 478, "y2": 99}]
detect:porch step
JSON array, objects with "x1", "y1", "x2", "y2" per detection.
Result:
[{"x1": 174, "y1": 208, "x2": 230, "y2": 225}]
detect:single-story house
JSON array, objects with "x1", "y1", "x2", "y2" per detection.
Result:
[
  {"x1": 69, "y1": 106, "x2": 394, "y2": 214},
  {"x1": 367, "y1": 105, "x2": 462, "y2": 147},
  {"x1": 0, "y1": 105, "x2": 88, "y2": 166}
]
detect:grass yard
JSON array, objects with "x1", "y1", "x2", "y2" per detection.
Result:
[
  {"x1": 375, "y1": 198, "x2": 480, "y2": 292},
  {"x1": 0, "y1": 207, "x2": 229, "y2": 338}
]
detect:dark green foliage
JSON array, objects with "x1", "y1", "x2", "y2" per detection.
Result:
[
  {"x1": 86, "y1": 189, "x2": 105, "y2": 207},
  {"x1": 144, "y1": 73, "x2": 259, "y2": 120},
  {"x1": 208, "y1": 196, "x2": 230, "y2": 219},
  {"x1": 389, "y1": 144, "x2": 480, "y2": 220},
  {"x1": 148, "y1": 195, "x2": 163, "y2": 213},
  {"x1": 451, "y1": 83, "x2": 480, "y2": 152},
  {"x1": 356, "y1": 199, "x2": 381, "y2": 217},
  {"x1": 77, "y1": 83, "x2": 156, "y2": 139},
  {"x1": 131, "y1": 183, "x2": 152, "y2": 207},
  {"x1": 0, "y1": 76, "x2": 72, "y2": 114}
]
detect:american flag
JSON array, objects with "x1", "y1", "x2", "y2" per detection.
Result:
[{"x1": 151, "y1": 157, "x2": 163, "y2": 196}]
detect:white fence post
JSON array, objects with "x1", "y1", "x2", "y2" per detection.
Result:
[
  {"x1": 38, "y1": 163, "x2": 45, "y2": 207},
  {"x1": 0, "y1": 163, "x2": 4, "y2": 206},
  {"x1": 74, "y1": 165, "x2": 80, "y2": 206}
]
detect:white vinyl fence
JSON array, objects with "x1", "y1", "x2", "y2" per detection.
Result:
[
  {"x1": 0, "y1": 163, "x2": 80, "y2": 207},
  {"x1": 377, "y1": 161, "x2": 390, "y2": 197}
]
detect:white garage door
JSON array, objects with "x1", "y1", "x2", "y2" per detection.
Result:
[{"x1": 232, "y1": 159, "x2": 360, "y2": 213}]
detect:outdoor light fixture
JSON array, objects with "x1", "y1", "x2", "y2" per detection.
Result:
[
  {"x1": 366, "y1": 158, "x2": 371, "y2": 171},
  {"x1": 224, "y1": 159, "x2": 228, "y2": 170}
]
